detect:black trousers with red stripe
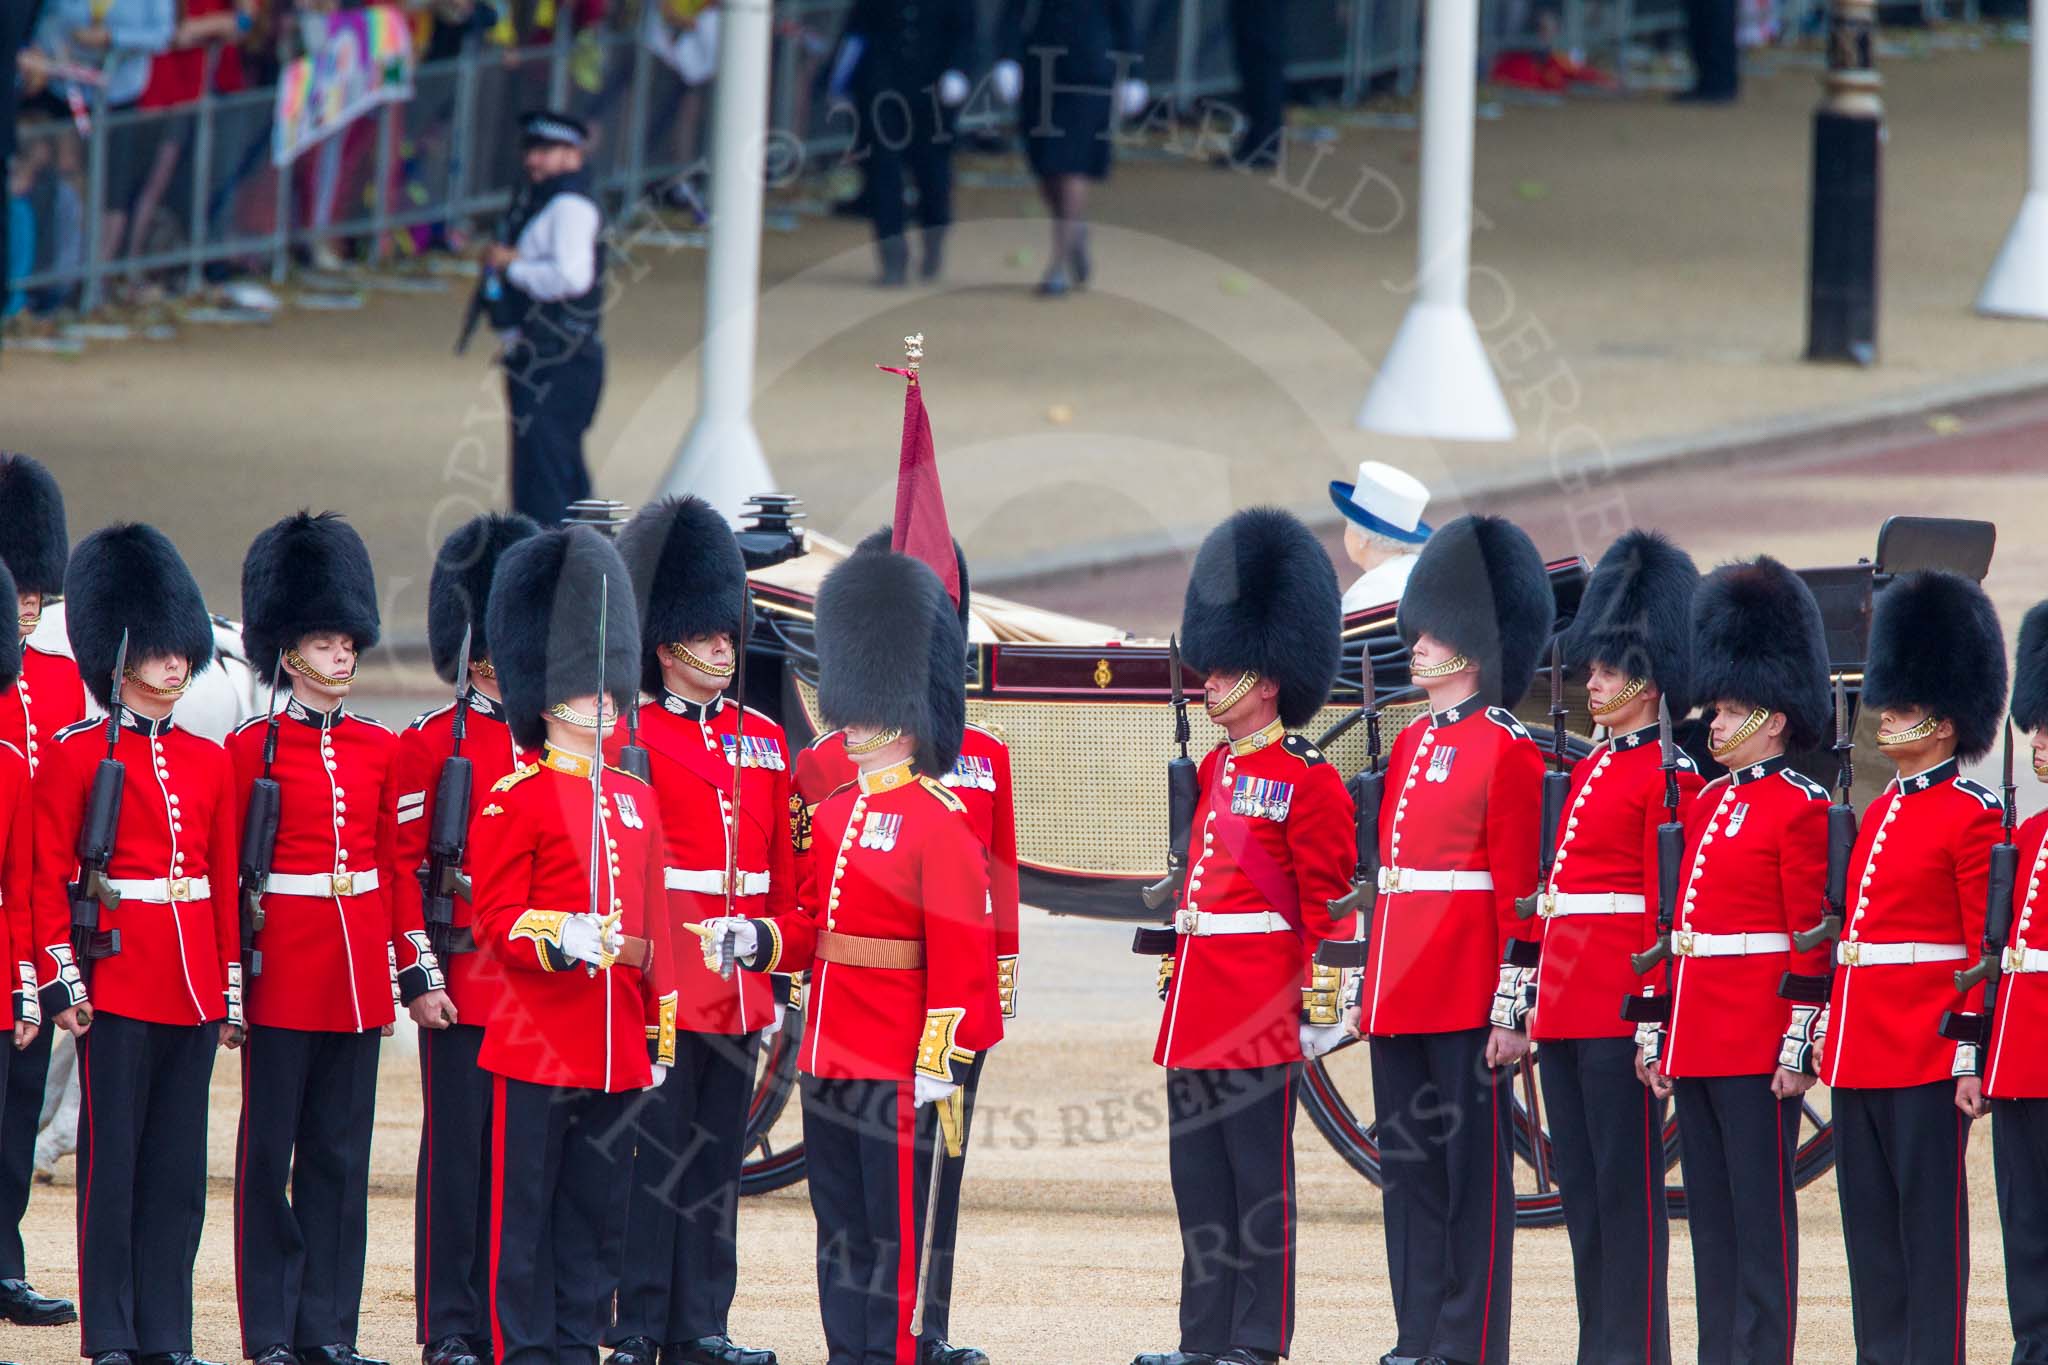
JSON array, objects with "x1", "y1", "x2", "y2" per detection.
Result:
[
  {"x1": 0, "y1": 1020, "x2": 50, "y2": 1281},
  {"x1": 76, "y1": 1012, "x2": 218, "y2": 1358},
  {"x1": 611, "y1": 1029, "x2": 762, "y2": 1347},
  {"x1": 1671, "y1": 1074, "x2": 1801, "y2": 1365},
  {"x1": 1370, "y1": 1027, "x2": 1514, "y2": 1365},
  {"x1": 490, "y1": 1076, "x2": 634, "y2": 1365},
  {"x1": 1833, "y1": 1081, "x2": 1972, "y2": 1365},
  {"x1": 1165, "y1": 1063, "x2": 1297, "y2": 1360},
  {"x1": 235, "y1": 1024, "x2": 381, "y2": 1354},
  {"x1": 800, "y1": 1074, "x2": 937, "y2": 1365},
  {"x1": 917, "y1": 1050, "x2": 985, "y2": 1348},
  {"x1": 1538, "y1": 1036, "x2": 1670, "y2": 1365},
  {"x1": 1992, "y1": 1097, "x2": 2048, "y2": 1363},
  {"x1": 416, "y1": 1021, "x2": 496, "y2": 1348}
]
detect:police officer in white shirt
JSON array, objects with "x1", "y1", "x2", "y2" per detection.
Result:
[
  {"x1": 479, "y1": 110, "x2": 607, "y2": 529},
  {"x1": 1330, "y1": 460, "x2": 1432, "y2": 614}
]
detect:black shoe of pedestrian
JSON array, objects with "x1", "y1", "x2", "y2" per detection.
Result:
[
  {"x1": 607, "y1": 1339, "x2": 662, "y2": 1365},
  {"x1": 422, "y1": 1339, "x2": 481, "y2": 1365},
  {"x1": 920, "y1": 1340, "x2": 989, "y2": 1365},
  {"x1": 1131, "y1": 1354, "x2": 1216, "y2": 1365},
  {"x1": 0, "y1": 1277, "x2": 77, "y2": 1325},
  {"x1": 88, "y1": 1354, "x2": 136, "y2": 1365},
  {"x1": 254, "y1": 1347, "x2": 296, "y2": 1365},
  {"x1": 668, "y1": 1337, "x2": 777, "y2": 1365}
]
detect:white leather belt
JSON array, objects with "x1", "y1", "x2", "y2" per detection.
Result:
[
  {"x1": 1542, "y1": 891, "x2": 1647, "y2": 918},
  {"x1": 2006, "y1": 945, "x2": 2048, "y2": 974},
  {"x1": 104, "y1": 875, "x2": 214, "y2": 904},
  {"x1": 263, "y1": 869, "x2": 381, "y2": 898},
  {"x1": 1672, "y1": 930, "x2": 1791, "y2": 958},
  {"x1": 665, "y1": 868, "x2": 771, "y2": 897},
  {"x1": 1837, "y1": 940, "x2": 1968, "y2": 967},
  {"x1": 1378, "y1": 866, "x2": 1495, "y2": 894},
  {"x1": 1176, "y1": 909, "x2": 1292, "y2": 936}
]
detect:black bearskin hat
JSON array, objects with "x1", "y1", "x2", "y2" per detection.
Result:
[
  {"x1": 1690, "y1": 557, "x2": 1831, "y2": 751},
  {"x1": 1862, "y1": 570, "x2": 2007, "y2": 763},
  {"x1": 429, "y1": 512, "x2": 542, "y2": 684},
  {"x1": 2013, "y1": 601, "x2": 2048, "y2": 735},
  {"x1": 1559, "y1": 529, "x2": 1701, "y2": 717},
  {"x1": 620, "y1": 496, "x2": 753, "y2": 695},
  {"x1": 0, "y1": 559, "x2": 19, "y2": 691},
  {"x1": 1396, "y1": 514, "x2": 1553, "y2": 708},
  {"x1": 815, "y1": 551, "x2": 966, "y2": 777},
  {"x1": 855, "y1": 527, "x2": 973, "y2": 633},
  {"x1": 0, "y1": 453, "x2": 68, "y2": 597},
  {"x1": 486, "y1": 527, "x2": 642, "y2": 749},
  {"x1": 65, "y1": 523, "x2": 215, "y2": 710},
  {"x1": 241, "y1": 511, "x2": 381, "y2": 686},
  {"x1": 1179, "y1": 507, "x2": 1341, "y2": 729}
]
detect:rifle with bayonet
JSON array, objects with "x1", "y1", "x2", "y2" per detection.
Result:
[
  {"x1": 710, "y1": 640, "x2": 749, "y2": 982},
  {"x1": 1515, "y1": 639, "x2": 1571, "y2": 922},
  {"x1": 68, "y1": 630, "x2": 130, "y2": 984},
  {"x1": 1132, "y1": 636, "x2": 1197, "y2": 959},
  {"x1": 1941, "y1": 721, "x2": 2020, "y2": 1067},
  {"x1": 1317, "y1": 643, "x2": 1390, "y2": 971},
  {"x1": 420, "y1": 623, "x2": 478, "y2": 963},
  {"x1": 1621, "y1": 697, "x2": 1687, "y2": 1022},
  {"x1": 236, "y1": 655, "x2": 287, "y2": 980},
  {"x1": 1791, "y1": 673, "x2": 1858, "y2": 958}
]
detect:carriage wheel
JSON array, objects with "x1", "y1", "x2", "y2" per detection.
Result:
[
  {"x1": 1300, "y1": 1042, "x2": 1836, "y2": 1225},
  {"x1": 739, "y1": 1003, "x2": 809, "y2": 1195}
]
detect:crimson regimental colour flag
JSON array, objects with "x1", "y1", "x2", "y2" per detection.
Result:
[{"x1": 878, "y1": 363, "x2": 962, "y2": 606}]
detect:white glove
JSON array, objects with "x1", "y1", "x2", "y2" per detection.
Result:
[
  {"x1": 761, "y1": 1000, "x2": 787, "y2": 1040},
  {"x1": 647, "y1": 1062, "x2": 670, "y2": 1091},
  {"x1": 1299, "y1": 1021, "x2": 1346, "y2": 1059},
  {"x1": 559, "y1": 913, "x2": 614, "y2": 968},
  {"x1": 938, "y1": 69, "x2": 970, "y2": 107},
  {"x1": 992, "y1": 59, "x2": 1022, "y2": 105},
  {"x1": 698, "y1": 917, "x2": 758, "y2": 972},
  {"x1": 914, "y1": 1074, "x2": 959, "y2": 1107},
  {"x1": 1118, "y1": 77, "x2": 1149, "y2": 118}
]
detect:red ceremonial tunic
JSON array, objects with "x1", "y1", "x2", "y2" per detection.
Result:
[
  {"x1": 619, "y1": 691, "x2": 793, "y2": 1035},
  {"x1": 227, "y1": 699, "x2": 401, "y2": 1032},
  {"x1": 1986, "y1": 808, "x2": 2048, "y2": 1100},
  {"x1": 1153, "y1": 721, "x2": 1353, "y2": 1070},
  {"x1": 33, "y1": 712, "x2": 239, "y2": 1027},
  {"x1": 0, "y1": 644, "x2": 89, "y2": 780},
  {"x1": 1820, "y1": 758, "x2": 1997, "y2": 1091},
  {"x1": 0, "y1": 743, "x2": 31, "y2": 1013},
  {"x1": 1659, "y1": 755, "x2": 1832, "y2": 1079},
  {"x1": 389, "y1": 688, "x2": 531, "y2": 1022},
  {"x1": 1356, "y1": 697, "x2": 1543, "y2": 1037},
  {"x1": 752, "y1": 759, "x2": 994, "y2": 1079},
  {"x1": 469, "y1": 745, "x2": 676, "y2": 1093},
  {"x1": 1530, "y1": 724, "x2": 1703, "y2": 1040}
]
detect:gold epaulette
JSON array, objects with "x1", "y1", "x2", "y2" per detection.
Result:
[
  {"x1": 492, "y1": 763, "x2": 541, "y2": 794},
  {"x1": 918, "y1": 775, "x2": 967, "y2": 813}
]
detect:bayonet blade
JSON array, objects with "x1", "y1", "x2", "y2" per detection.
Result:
[
  {"x1": 456, "y1": 622, "x2": 474, "y2": 699},
  {"x1": 1167, "y1": 635, "x2": 1183, "y2": 709},
  {"x1": 2005, "y1": 720, "x2": 2019, "y2": 835},
  {"x1": 110, "y1": 628, "x2": 130, "y2": 718},
  {"x1": 1658, "y1": 694, "x2": 1675, "y2": 769},
  {"x1": 1834, "y1": 673, "x2": 1849, "y2": 748},
  {"x1": 1548, "y1": 637, "x2": 1564, "y2": 715}
]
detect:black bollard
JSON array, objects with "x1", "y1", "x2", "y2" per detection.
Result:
[{"x1": 1807, "y1": 0, "x2": 1884, "y2": 366}]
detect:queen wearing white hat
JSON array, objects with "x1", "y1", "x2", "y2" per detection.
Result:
[{"x1": 1330, "y1": 459, "x2": 1433, "y2": 613}]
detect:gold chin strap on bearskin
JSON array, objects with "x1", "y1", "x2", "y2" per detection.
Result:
[
  {"x1": 846, "y1": 727, "x2": 904, "y2": 757},
  {"x1": 471, "y1": 657, "x2": 497, "y2": 679},
  {"x1": 673, "y1": 641, "x2": 736, "y2": 679},
  {"x1": 284, "y1": 647, "x2": 353, "y2": 688},
  {"x1": 1591, "y1": 675, "x2": 1648, "y2": 717},
  {"x1": 549, "y1": 699, "x2": 610, "y2": 729},
  {"x1": 1877, "y1": 715, "x2": 1942, "y2": 747},
  {"x1": 1411, "y1": 652, "x2": 1471, "y2": 680},
  {"x1": 17, "y1": 609, "x2": 39, "y2": 632},
  {"x1": 1206, "y1": 670, "x2": 1260, "y2": 718},
  {"x1": 123, "y1": 666, "x2": 190, "y2": 698},
  {"x1": 1710, "y1": 706, "x2": 1771, "y2": 759}
]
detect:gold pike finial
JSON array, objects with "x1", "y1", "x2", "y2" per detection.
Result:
[{"x1": 904, "y1": 333, "x2": 925, "y2": 372}]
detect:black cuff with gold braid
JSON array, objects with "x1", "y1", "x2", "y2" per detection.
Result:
[
  {"x1": 743, "y1": 918, "x2": 781, "y2": 974},
  {"x1": 997, "y1": 955, "x2": 1018, "y2": 1020},
  {"x1": 508, "y1": 911, "x2": 576, "y2": 972},
  {"x1": 1302, "y1": 962, "x2": 1341, "y2": 1026},
  {"x1": 915, "y1": 1006, "x2": 976, "y2": 1085}
]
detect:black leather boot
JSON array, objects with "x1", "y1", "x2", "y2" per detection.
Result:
[
  {"x1": 666, "y1": 1337, "x2": 776, "y2": 1365},
  {"x1": 0, "y1": 1277, "x2": 77, "y2": 1326}
]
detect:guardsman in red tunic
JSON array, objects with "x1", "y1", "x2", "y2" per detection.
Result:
[
  {"x1": 1126, "y1": 508, "x2": 1349, "y2": 1365},
  {"x1": 390, "y1": 512, "x2": 540, "y2": 1365},
  {"x1": 1342, "y1": 513, "x2": 1550, "y2": 1365},
  {"x1": 470, "y1": 526, "x2": 677, "y2": 1365},
  {"x1": 0, "y1": 452, "x2": 83, "y2": 1334},
  {"x1": 0, "y1": 557, "x2": 39, "y2": 1342},
  {"x1": 1987, "y1": 601, "x2": 2048, "y2": 1359},
  {"x1": 1635, "y1": 557, "x2": 1832, "y2": 1365},
  {"x1": 790, "y1": 531, "x2": 1016, "y2": 1365},
  {"x1": 605, "y1": 496, "x2": 785, "y2": 1365},
  {"x1": 1819, "y1": 570, "x2": 2006, "y2": 1365},
  {"x1": 32, "y1": 524, "x2": 236, "y2": 1365},
  {"x1": 226, "y1": 513, "x2": 399, "y2": 1365},
  {"x1": 1528, "y1": 530, "x2": 1702, "y2": 1365},
  {"x1": 698, "y1": 549, "x2": 994, "y2": 1365}
]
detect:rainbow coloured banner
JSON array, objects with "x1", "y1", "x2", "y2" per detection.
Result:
[{"x1": 272, "y1": 6, "x2": 416, "y2": 167}]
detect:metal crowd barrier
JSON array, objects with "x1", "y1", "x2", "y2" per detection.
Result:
[{"x1": 8, "y1": 0, "x2": 1727, "y2": 317}]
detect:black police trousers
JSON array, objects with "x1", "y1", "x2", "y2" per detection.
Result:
[{"x1": 504, "y1": 336, "x2": 602, "y2": 530}]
